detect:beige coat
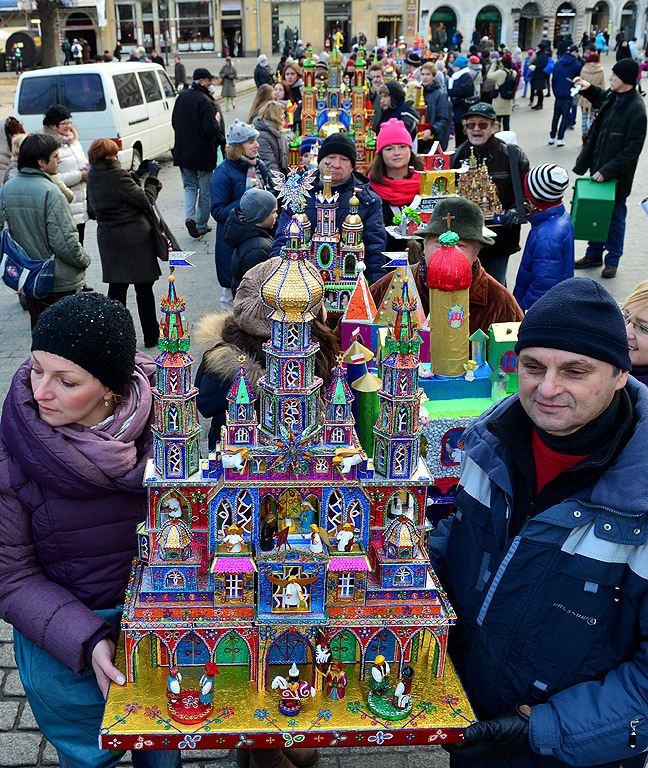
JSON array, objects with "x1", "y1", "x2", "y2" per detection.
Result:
[
  {"x1": 576, "y1": 62, "x2": 606, "y2": 112},
  {"x1": 488, "y1": 62, "x2": 514, "y2": 117}
]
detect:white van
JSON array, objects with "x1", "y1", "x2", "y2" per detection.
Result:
[{"x1": 14, "y1": 62, "x2": 177, "y2": 169}]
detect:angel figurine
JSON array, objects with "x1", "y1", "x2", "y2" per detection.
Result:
[{"x1": 266, "y1": 572, "x2": 317, "y2": 609}]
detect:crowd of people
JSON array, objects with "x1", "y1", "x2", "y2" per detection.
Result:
[{"x1": 0, "y1": 30, "x2": 647, "y2": 768}]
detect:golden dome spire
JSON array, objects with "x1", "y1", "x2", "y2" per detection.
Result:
[{"x1": 261, "y1": 216, "x2": 324, "y2": 323}]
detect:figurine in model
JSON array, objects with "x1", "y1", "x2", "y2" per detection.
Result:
[
  {"x1": 259, "y1": 511, "x2": 277, "y2": 551},
  {"x1": 325, "y1": 660, "x2": 348, "y2": 700},
  {"x1": 167, "y1": 665, "x2": 182, "y2": 704},
  {"x1": 271, "y1": 662, "x2": 316, "y2": 715},
  {"x1": 336, "y1": 522, "x2": 355, "y2": 551},
  {"x1": 223, "y1": 524, "x2": 244, "y2": 552},
  {"x1": 393, "y1": 665, "x2": 414, "y2": 710},
  {"x1": 370, "y1": 655, "x2": 391, "y2": 696},
  {"x1": 267, "y1": 572, "x2": 317, "y2": 609},
  {"x1": 199, "y1": 662, "x2": 219, "y2": 705}
]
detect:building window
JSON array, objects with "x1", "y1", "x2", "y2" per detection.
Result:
[
  {"x1": 283, "y1": 399, "x2": 300, "y2": 431},
  {"x1": 393, "y1": 444, "x2": 407, "y2": 475},
  {"x1": 286, "y1": 360, "x2": 300, "y2": 387},
  {"x1": 236, "y1": 491, "x2": 253, "y2": 532},
  {"x1": 168, "y1": 404, "x2": 180, "y2": 432},
  {"x1": 226, "y1": 574, "x2": 243, "y2": 599},
  {"x1": 338, "y1": 572, "x2": 355, "y2": 599},
  {"x1": 237, "y1": 404, "x2": 247, "y2": 421},
  {"x1": 397, "y1": 407, "x2": 408, "y2": 432},
  {"x1": 331, "y1": 427, "x2": 345, "y2": 443},
  {"x1": 168, "y1": 443, "x2": 183, "y2": 475},
  {"x1": 169, "y1": 369, "x2": 179, "y2": 393},
  {"x1": 315, "y1": 458, "x2": 328, "y2": 473},
  {"x1": 166, "y1": 570, "x2": 185, "y2": 588},
  {"x1": 177, "y1": 0, "x2": 214, "y2": 47},
  {"x1": 235, "y1": 427, "x2": 248, "y2": 443},
  {"x1": 286, "y1": 324, "x2": 300, "y2": 349},
  {"x1": 116, "y1": 3, "x2": 136, "y2": 45},
  {"x1": 501, "y1": 350, "x2": 517, "y2": 373}
]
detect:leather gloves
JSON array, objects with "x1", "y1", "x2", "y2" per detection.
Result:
[
  {"x1": 147, "y1": 161, "x2": 160, "y2": 178},
  {"x1": 445, "y1": 705, "x2": 531, "y2": 763},
  {"x1": 500, "y1": 209, "x2": 521, "y2": 228}
]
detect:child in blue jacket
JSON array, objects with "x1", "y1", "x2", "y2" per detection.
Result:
[{"x1": 513, "y1": 163, "x2": 574, "y2": 311}]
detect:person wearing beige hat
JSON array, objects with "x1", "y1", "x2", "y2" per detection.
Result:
[{"x1": 194, "y1": 258, "x2": 339, "y2": 450}]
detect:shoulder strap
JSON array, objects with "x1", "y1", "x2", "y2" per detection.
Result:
[{"x1": 506, "y1": 144, "x2": 526, "y2": 222}]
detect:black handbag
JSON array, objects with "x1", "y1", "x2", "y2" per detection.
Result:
[{"x1": 145, "y1": 194, "x2": 180, "y2": 262}]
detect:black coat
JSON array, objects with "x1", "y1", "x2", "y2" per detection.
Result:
[
  {"x1": 224, "y1": 208, "x2": 273, "y2": 297},
  {"x1": 87, "y1": 160, "x2": 161, "y2": 284},
  {"x1": 448, "y1": 71, "x2": 475, "y2": 121},
  {"x1": 254, "y1": 63, "x2": 274, "y2": 87},
  {"x1": 574, "y1": 85, "x2": 647, "y2": 200},
  {"x1": 531, "y1": 50, "x2": 550, "y2": 84},
  {"x1": 171, "y1": 83, "x2": 225, "y2": 172},
  {"x1": 174, "y1": 61, "x2": 186, "y2": 87}
]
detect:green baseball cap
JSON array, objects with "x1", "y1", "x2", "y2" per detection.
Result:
[
  {"x1": 420, "y1": 197, "x2": 495, "y2": 247},
  {"x1": 465, "y1": 102, "x2": 497, "y2": 121}
]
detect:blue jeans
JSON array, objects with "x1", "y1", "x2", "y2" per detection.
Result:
[
  {"x1": 179, "y1": 167, "x2": 212, "y2": 232},
  {"x1": 586, "y1": 199, "x2": 627, "y2": 265},
  {"x1": 57, "y1": 750, "x2": 182, "y2": 768},
  {"x1": 550, "y1": 96, "x2": 572, "y2": 140}
]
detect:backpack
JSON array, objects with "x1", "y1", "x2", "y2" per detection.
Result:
[
  {"x1": 498, "y1": 69, "x2": 516, "y2": 99},
  {"x1": 543, "y1": 57, "x2": 555, "y2": 75}
]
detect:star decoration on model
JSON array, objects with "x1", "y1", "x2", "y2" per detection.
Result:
[
  {"x1": 269, "y1": 424, "x2": 317, "y2": 475},
  {"x1": 270, "y1": 166, "x2": 318, "y2": 210}
]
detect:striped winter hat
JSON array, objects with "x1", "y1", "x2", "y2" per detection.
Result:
[{"x1": 525, "y1": 163, "x2": 569, "y2": 203}]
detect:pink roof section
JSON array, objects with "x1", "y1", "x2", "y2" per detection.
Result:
[
  {"x1": 210, "y1": 557, "x2": 257, "y2": 573},
  {"x1": 328, "y1": 556, "x2": 371, "y2": 571}
]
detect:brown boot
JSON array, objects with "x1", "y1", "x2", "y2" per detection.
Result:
[
  {"x1": 242, "y1": 749, "x2": 297, "y2": 768},
  {"x1": 282, "y1": 748, "x2": 319, "y2": 768}
]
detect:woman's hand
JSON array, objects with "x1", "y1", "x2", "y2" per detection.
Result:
[{"x1": 91, "y1": 638, "x2": 126, "y2": 698}]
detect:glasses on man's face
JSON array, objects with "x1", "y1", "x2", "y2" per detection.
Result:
[
  {"x1": 623, "y1": 310, "x2": 648, "y2": 336},
  {"x1": 466, "y1": 121, "x2": 490, "y2": 131}
]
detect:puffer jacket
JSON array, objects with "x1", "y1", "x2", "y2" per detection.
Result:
[
  {"x1": 270, "y1": 170, "x2": 387, "y2": 285},
  {"x1": 551, "y1": 52, "x2": 582, "y2": 98},
  {"x1": 0, "y1": 354, "x2": 155, "y2": 675},
  {"x1": 0, "y1": 168, "x2": 89, "y2": 293},
  {"x1": 210, "y1": 156, "x2": 272, "y2": 288},
  {"x1": 428, "y1": 377, "x2": 648, "y2": 768},
  {"x1": 253, "y1": 116, "x2": 289, "y2": 175},
  {"x1": 513, "y1": 203, "x2": 574, "y2": 310},
  {"x1": 224, "y1": 207, "x2": 273, "y2": 297},
  {"x1": 42, "y1": 125, "x2": 88, "y2": 225}
]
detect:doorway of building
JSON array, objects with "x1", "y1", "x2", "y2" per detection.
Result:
[
  {"x1": 64, "y1": 12, "x2": 97, "y2": 59},
  {"x1": 518, "y1": 2, "x2": 543, "y2": 49},
  {"x1": 271, "y1": 2, "x2": 300, "y2": 55},
  {"x1": 476, "y1": 6, "x2": 502, "y2": 46},
  {"x1": 621, "y1": 1, "x2": 638, "y2": 39},
  {"x1": 325, "y1": 1, "x2": 351, "y2": 53},
  {"x1": 428, "y1": 6, "x2": 456, "y2": 50},
  {"x1": 590, "y1": 1, "x2": 610, "y2": 33},
  {"x1": 554, "y1": 2, "x2": 576, "y2": 42}
]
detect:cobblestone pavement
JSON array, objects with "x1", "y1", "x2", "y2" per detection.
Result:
[{"x1": 0, "y1": 55, "x2": 646, "y2": 766}]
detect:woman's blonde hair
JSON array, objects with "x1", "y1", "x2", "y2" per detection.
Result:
[
  {"x1": 623, "y1": 280, "x2": 648, "y2": 312},
  {"x1": 10, "y1": 132, "x2": 26, "y2": 157},
  {"x1": 258, "y1": 100, "x2": 284, "y2": 128},
  {"x1": 247, "y1": 84, "x2": 275, "y2": 123}
]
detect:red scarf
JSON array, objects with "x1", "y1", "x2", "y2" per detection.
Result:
[{"x1": 369, "y1": 173, "x2": 421, "y2": 206}]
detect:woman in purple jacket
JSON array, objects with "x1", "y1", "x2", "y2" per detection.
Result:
[{"x1": 0, "y1": 293, "x2": 180, "y2": 768}]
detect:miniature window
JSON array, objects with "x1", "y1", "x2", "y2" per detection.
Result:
[
  {"x1": 286, "y1": 360, "x2": 300, "y2": 387},
  {"x1": 501, "y1": 350, "x2": 517, "y2": 373},
  {"x1": 331, "y1": 427, "x2": 345, "y2": 443},
  {"x1": 168, "y1": 404, "x2": 180, "y2": 432},
  {"x1": 237, "y1": 404, "x2": 247, "y2": 421},
  {"x1": 217, "y1": 499, "x2": 234, "y2": 536},
  {"x1": 226, "y1": 574, "x2": 243, "y2": 599},
  {"x1": 236, "y1": 491, "x2": 253, "y2": 532},
  {"x1": 344, "y1": 253, "x2": 356, "y2": 276},
  {"x1": 381, "y1": 408, "x2": 389, "y2": 430},
  {"x1": 315, "y1": 458, "x2": 328, "y2": 474},
  {"x1": 168, "y1": 443, "x2": 182, "y2": 475},
  {"x1": 286, "y1": 324, "x2": 300, "y2": 349},
  {"x1": 327, "y1": 489, "x2": 344, "y2": 529},
  {"x1": 319, "y1": 244, "x2": 333, "y2": 268},
  {"x1": 398, "y1": 374, "x2": 409, "y2": 395},
  {"x1": 375, "y1": 443, "x2": 386, "y2": 474},
  {"x1": 397, "y1": 407, "x2": 408, "y2": 433},
  {"x1": 165, "y1": 570, "x2": 185, "y2": 588},
  {"x1": 393, "y1": 445, "x2": 407, "y2": 475},
  {"x1": 169, "y1": 369, "x2": 179, "y2": 393},
  {"x1": 338, "y1": 572, "x2": 355, "y2": 599},
  {"x1": 346, "y1": 499, "x2": 362, "y2": 531},
  {"x1": 284, "y1": 400, "x2": 300, "y2": 431},
  {"x1": 394, "y1": 567, "x2": 412, "y2": 586},
  {"x1": 268, "y1": 362, "x2": 277, "y2": 385},
  {"x1": 235, "y1": 427, "x2": 248, "y2": 443}
]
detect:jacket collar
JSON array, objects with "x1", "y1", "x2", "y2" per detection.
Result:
[
  {"x1": 464, "y1": 377, "x2": 648, "y2": 516},
  {"x1": 527, "y1": 203, "x2": 566, "y2": 225},
  {"x1": 18, "y1": 167, "x2": 55, "y2": 182}
]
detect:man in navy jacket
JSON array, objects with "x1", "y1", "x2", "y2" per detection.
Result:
[
  {"x1": 270, "y1": 133, "x2": 387, "y2": 285},
  {"x1": 431, "y1": 278, "x2": 648, "y2": 768},
  {"x1": 549, "y1": 45, "x2": 582, "y2": 146}
]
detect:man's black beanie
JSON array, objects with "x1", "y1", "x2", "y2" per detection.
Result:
[
  {"x1": 612, "y1": 58, "x2": 639, "y2": 85},
  {"x1": 318, "y1": 133, "x2": 356, "y2": 168},
  {"x1": 515, "y1": 277, "x2": 631, "y2": 370}
]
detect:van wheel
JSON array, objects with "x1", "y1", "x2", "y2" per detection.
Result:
[{"x1": 131, "y1": 145, "x2": 143, "y2": 171}]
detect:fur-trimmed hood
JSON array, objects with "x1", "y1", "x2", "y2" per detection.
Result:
[
  {"x1": 42, "y1": 123, "x2": 80, "y2": 145},
  {"x1": 194, "y1": 311, "x2": 266, "y2": 391}
]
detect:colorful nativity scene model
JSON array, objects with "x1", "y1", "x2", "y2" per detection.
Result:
[{"x1": 99, "y1": 223, "x2": 478, "y2": 751}]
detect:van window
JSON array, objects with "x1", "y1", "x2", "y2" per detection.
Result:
[
  {"x1": 138, "y1": 71, "x2": 162, "y2": 102},
  {"x1": 113, "y1": 72, "x2": 144, "y2": 108},
  {"x1": 61, "y1": 74, "x2": 106, "y2": 112},
  {"x1": 158, "y1": 70, "x2": 176, "y2": 99},
  {"x1": 18, "y1": 75, "x2": 58, "y2": 114}
]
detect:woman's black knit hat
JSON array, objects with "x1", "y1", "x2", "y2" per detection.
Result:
[
  {"x1": 42, "y1": 104, "x2": 72, "y2": 127},
  {"x1": 31, "y1": 292, "x2": 138, "y2": 394}
]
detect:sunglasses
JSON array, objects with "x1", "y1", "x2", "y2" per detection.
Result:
[{"x1": 465, "y1": 121, "x2": 491, "y2": 130}]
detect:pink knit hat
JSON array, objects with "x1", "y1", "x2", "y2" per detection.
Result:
[{"x1": 376, "y1": 118, "x2": 413, "y2": 154}]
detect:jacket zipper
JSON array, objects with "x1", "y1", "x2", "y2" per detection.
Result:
[{"x1": 629, "y1": 717, "x2": 643, "y2": 749}]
